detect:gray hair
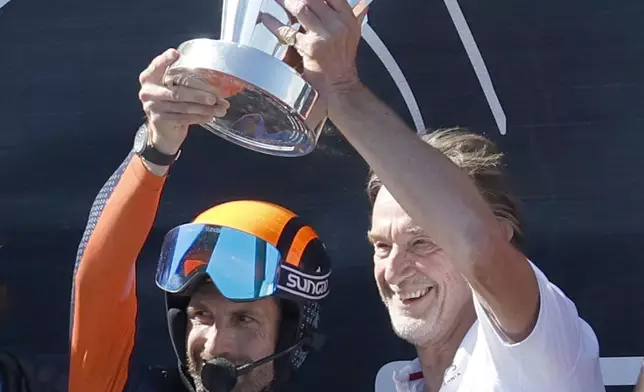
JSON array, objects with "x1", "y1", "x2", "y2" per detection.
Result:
[{"x1": 366, "y1": 127, "x2": 523, "y2": 245}]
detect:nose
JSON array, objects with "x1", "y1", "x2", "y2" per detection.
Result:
[
  {"x1": 202, "y1": 323, "x2": 237, "y2": 361},
  {"x1": 383, "y1": 247, "x2": 414, "y2": 286}
]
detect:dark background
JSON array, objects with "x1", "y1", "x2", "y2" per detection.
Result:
[{"x1": 0, "y1": 0, "x2": 643, "y2": 391}]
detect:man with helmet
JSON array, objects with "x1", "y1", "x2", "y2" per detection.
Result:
[{"x1": 68, "y1": 49, "x2": 330, "y2": 392}]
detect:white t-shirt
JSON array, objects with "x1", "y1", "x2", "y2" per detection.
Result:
[{"x1": 389, "y1": 263, "x2": 605, "y2": 392}]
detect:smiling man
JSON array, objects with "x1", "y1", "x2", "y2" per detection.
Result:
[{"x1": 364, "y1": 129, "x2": 604, "y2": 391}]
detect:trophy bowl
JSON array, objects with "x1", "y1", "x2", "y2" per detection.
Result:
[{"x1": 166, "y1": 38, "x2": 322, "y2": 158}]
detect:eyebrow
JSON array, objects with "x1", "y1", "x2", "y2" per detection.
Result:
[
  {"x1": 405, "y1": 226, "x2": 428, "y2": 236},
  {"x1": 188, "y1": 301, "x2": 271, "y2": 319},
  {"x1": 233, "y1": 307, "x2": 263, "y2": 318},
  {"x1": 367, "y1": 225, "x2": 428, "y2": 243}
]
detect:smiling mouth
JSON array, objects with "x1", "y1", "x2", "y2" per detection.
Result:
[{"x1": 396, "y1": 287, "x2": 433, "y2": 305}]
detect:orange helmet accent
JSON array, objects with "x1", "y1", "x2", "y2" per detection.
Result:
[
  {"x1": 285, "y1": 226, "x2": 319, "y2": 267},
  {"x1": 193, "y1": 200, "x2": 295, "y2": 245},
  {"x1": 192, "y1": 200, "x2": 320, "y2": 267}
]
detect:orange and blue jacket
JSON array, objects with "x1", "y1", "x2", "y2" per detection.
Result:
[{"x1": 68, "y1": 152, "x2": 169, "y2": 392}]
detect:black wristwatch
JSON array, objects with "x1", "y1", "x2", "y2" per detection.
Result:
[{"x1": 133, "y1": 124, "x2": 180, "y2": 166}]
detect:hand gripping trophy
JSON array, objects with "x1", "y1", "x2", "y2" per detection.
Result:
[{"x1": 165, "y1": 0, "x2": 370, "y2": 157}]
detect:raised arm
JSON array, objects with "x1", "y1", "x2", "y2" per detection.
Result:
[
  {"x1": 68, "y1": 49, "x2": 227, "y2": 392},
  {"x1": 68, "y1": 152, "x2": 166, "y2": 392}
]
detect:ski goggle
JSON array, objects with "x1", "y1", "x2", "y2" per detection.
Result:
[{"x1": 155, "y1": 223, "x2": 283, "y2": 300}]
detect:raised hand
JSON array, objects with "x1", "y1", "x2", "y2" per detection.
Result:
[
  {"x1": 260, "y1": 0, "x2": 365, "y2": 97},
  {"x1": 138, "y1": 49, "x2": 230, "y2": 155}
]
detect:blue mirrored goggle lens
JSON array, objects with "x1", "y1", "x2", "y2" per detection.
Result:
[{"x1": 155, "y1": 223, "x2": 282, "y2": 300}]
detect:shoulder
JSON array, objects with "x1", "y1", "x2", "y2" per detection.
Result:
[
  {"x1": 474, "y1": 260, "x2": 595, "y2": 344},
  {"x1": 473, "y1": 261, "x2": 602, "y2": 383},
  {"x1": 527, "y1": 261, "x2": 595, "y2": 341}
]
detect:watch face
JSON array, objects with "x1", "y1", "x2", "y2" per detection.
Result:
[{"x1": 134, "y1": 127, "x2": 147, "y2": 153}]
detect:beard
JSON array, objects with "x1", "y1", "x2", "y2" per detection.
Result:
[
  {"x1": 376, "y1": 275, "x2": 474, "y2": 347},
  {"x1": 376, "y1": 276, "x2": 440, "y2": 346},
  {"x1": 387, "y1": 306, "x2": 437, "y2": 346},
  {"x1": 187, "y1": 353, "x2": 274, "y2": 392}
]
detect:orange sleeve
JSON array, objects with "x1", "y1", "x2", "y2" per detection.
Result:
[{"x1": 69, "y1": 154, "x2": 166, "y2": 392}]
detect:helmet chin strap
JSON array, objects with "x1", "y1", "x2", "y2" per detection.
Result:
[{"x1": 200, "y1": 332, "x2": 325, "y2": 392}]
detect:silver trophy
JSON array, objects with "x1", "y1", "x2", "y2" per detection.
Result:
[{"x1": 165, "y1": 0, "x2": 370, "y2": 157}]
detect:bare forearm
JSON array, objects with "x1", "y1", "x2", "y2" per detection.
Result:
[{"x1": 328, "y1": 83, "x2": 503, "y2": 265}]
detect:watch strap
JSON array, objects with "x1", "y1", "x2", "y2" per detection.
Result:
[{"x1": 135, "y1": 124, "x2": 180, "y2": 166}]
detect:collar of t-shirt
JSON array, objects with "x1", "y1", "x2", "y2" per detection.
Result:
[{"x1": 392, "y1": 322, "x2": 478, "y2": 392}]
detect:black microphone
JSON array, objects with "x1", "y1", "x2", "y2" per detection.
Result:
[
  {"x1": 201, "y1": 357, "x2": 238, "y2": 392},
  {"x1": 201, "y1": 333, "x2": 324, "y2": 392},
  {"x1": 201, "y1": 358, "x2": 237, "y2": 392}
]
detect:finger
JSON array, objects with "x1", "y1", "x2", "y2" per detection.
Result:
[
  {"x1": 139, "y1": 49, "x2": 180, "y2": 85},
  {"x1": 144, "y1": 101, "x2": 221, "y2": 117},
  {"x1": 325, "y1": 0, "x2": 353, "y2": 15},
  {"x1": 212, "y1": 100, "x2": 229, "y2": 118},
  {"x1": 326, "y1": 0, "x2": 364, "y2": 27},
  {"x1": 216, "y1": 98, "x2": 231, "y2": 111},
  {"x1": 280, "y1": 0, "x2": 328, "y2": 34},
  {"x1": 305, "y1": 0, "x2": 341, "y2": 30},
  {"x1": 165, "y1": 72, "x2": 221, "y2": 95},
  {"x1": 139, "y1": 84, "x2": 218, "y2": 106},
  {"x1": 260, "y1": 12, "x2": 310, "y2": 45},
  {"x1": 149, "y1": 113, "x2": 215, "y2": 127},
  {"x1": 291, "y1": 34, "x2": 319, "y2": 58}
]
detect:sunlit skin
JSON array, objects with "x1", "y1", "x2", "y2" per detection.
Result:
[
  {"x1": 185, "y1": 284, "x2": 280, "y2": 392},
  {"x1": 368, "y1": 187, "x2": 476, "y2": 388}
]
